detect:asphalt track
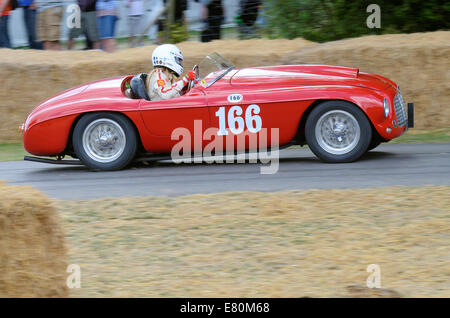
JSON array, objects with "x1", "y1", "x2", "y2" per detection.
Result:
[{"x1": 1, "y1": 143, "x2": 449, "y2": 200}]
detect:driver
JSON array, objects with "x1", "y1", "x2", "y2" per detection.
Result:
[{"x1": 146, "y1": 44, "x2": 196, "y2": 101}]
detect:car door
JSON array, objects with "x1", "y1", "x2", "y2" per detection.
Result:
[
  {"x1": 205, "y1": 88, "x2": 293, "y2": 152},
  {"x1": 206, "y1": 84, "x2": 312, "y2": 152},
  {"x1": 139, "y1": 87, "x2": 210, "y2": 152},
  {"x1": 205, "y1": 88, "x2": 262, "y2": 152}
]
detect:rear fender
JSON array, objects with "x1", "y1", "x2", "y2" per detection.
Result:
[{"x1": 23, "y1": 110, "x2": 147, "y2": 156}]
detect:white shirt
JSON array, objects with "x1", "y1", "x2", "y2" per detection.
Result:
[
  {"x1": 146, "y1": 68, "x2": 188, "y2": 101},
  {"x1": 128, "y1": 0, "x2": 144, "y2": 16}
]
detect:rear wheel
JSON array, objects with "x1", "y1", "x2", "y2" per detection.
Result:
[
  {"x1": 73, "y1": 112, "x2": 137, "y2": 170},
  {"x1": 305, "y1": 101, "x2": 372, "y2": 163}
]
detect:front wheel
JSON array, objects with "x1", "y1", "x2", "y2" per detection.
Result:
[
  {"x1": 367, "y1": 135, "x2": 382, "y2": 151},
  {"x1": 305, "y1": 101, "x2": 372, "y2": 163},
  {"x1": 73, "y1": 112, "x2": 137, "y2": 170}
]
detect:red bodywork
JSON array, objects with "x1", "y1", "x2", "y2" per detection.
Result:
[{"x1": 22, "y1": 65, "x2": 406, "y2": 156}]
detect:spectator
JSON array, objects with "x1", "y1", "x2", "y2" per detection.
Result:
[
  {"x1": 237, "y1": 0, "x2": 261, "y2": 39},
  {"x1": 68, "y1": 0, "x2": 100, "y2": 50},
  {"x1": 36, "y1": 0, "x2": 63, "y2": 50},
  {"x1": 18, "y1": 0, "x2": 42, "y2": 49},
  {"x1": 96, "y1": 0, "x2": 119, "y2": 53},
  {"x1": 0, "y1": 0, "x2": 12, "y2": 48},
  {"x1": 173, "y1": 0, "x2": 186, "y2": 25},
  {"x1": 145, "y1": 0, "x2": 164, "y2": 43},
  {"x1": 195, "y1": 0, "x2": 223, "y2": 42},
  {"x1": 126, "y1": 0, "x2": 143, "y2": 47}
]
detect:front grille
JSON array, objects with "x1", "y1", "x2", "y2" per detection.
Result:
[{"x1": 393, "y1": 92, "x2": 407, "y2": 127}]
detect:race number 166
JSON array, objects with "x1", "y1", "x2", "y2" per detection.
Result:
[{"x1": 215, "y1": 105, "x2": 262, "y2": 135}]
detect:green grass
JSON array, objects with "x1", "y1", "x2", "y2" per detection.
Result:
[
  {"x1": 0, "y1": 128, "x2": 449, "y2": 162},
  {"x1": 0, "y1": 143, "x2": 27, "y2": 162},
  {"x1": 388, "y1": 128, "x2": 450, "y2": 144}
]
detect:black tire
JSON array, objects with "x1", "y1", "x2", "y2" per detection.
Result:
[
  {"x1": 73, "y1": 112, "x2": 137, "y2": 170},
  {"x1": 367, "y1": 135, "x2": 382, "y2": 151},
  {"x1": 305, "y1": 101, "x2": 372, "y2": 163}
]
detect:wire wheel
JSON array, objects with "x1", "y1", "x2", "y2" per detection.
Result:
[
  {"x1": 82, "y1": 118, "x2": 127, "y2": 163},
  {"x1": 314, "y1": 110, "x2": 361, "y2": 155}
]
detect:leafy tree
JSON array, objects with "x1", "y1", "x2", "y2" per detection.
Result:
[{"x1": 263, "y1": 0, "x2": 450, "y2": 42}]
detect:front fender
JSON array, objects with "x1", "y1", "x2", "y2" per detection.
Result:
[{"x1": 299, "y1": 85, "x2": 406, "y2": 140}]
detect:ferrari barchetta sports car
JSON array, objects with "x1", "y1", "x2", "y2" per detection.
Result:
[{"x1": 21, "y1": 53, "x2": 413, "y2": 170}]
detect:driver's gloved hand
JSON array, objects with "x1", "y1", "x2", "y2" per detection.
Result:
[{"x1": 182, "y1": 71, "x2": 197, "y2": 86}]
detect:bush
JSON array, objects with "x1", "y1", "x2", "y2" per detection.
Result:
[
  {"x1": 263, "y1": 0, "x2": 450, "y2": 42},
  {"x1": 163, "y1": 23, "x2": 190, "y2": 44}
]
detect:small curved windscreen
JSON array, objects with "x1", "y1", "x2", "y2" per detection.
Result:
[{"x1": 198, "y1": 53, "x2": 234, "y2": 88}]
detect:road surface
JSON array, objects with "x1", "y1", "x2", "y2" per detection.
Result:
[{"x1": 1, "y1": 143, "x2": 449, "y2": 200}]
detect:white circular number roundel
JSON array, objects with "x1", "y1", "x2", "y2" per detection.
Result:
[
  {"x1": 227, "y1": 94, "x2": 243, "y2": 103},
  {"x1": 215, "y1": 104, "x2": 262, "y2": 135}
]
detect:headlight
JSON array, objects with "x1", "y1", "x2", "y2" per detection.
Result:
[{"x1": 383, "y1": 98, "x2": 390, "y2": 118}]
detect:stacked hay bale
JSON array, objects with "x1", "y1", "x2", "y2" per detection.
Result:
[
  {"x1": 280, "y1": 31, "x2": 450, "y2": 129},
  {"x1": 0, "y1": 182, "x2": 68, "y2": 297}
]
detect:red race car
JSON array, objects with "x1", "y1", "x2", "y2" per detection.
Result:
[{"x1": 21, "y1": 53, "x2": 413, "y2": 170}]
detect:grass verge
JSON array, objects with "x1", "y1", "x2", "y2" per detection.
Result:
[
  {"x1": 0, "y1": 143, "x2": 27, "y2": 162},
  {"x1": 388, "y1": 128, "x2": 450, "y2": 144},
  {"x1": 57, "y1": 186, "x2": 450, "y2": 297}
]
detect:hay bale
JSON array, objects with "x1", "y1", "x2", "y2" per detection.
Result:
[
  {"x1": 280, "y1": 31, "x2": 450, "y2": 129},
  {"x1": 0, "y1": 182, "x2": 68, "y2": 297}
]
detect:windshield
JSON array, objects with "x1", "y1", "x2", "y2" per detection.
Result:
[{"x1": 197, "y1": 53, "x2": 234, "y2": 88}]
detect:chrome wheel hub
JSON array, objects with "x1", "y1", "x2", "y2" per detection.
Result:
[
  {"x1": 315, "y1": 110, "x2": 361, "y2": 155},
  {"x1": 82, "y1": 118, "x2": 126, "y2": 163}
]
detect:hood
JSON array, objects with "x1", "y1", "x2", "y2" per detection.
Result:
[{"x1": 230, "y1": 65, "x2": 392, "y2": 91}]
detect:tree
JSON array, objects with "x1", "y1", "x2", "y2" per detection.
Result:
[{"x1": 263, "y1": 0, "x2": 450, "y2": 42}]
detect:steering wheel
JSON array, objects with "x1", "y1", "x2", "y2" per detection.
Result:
[{"x1": 187, "y1": 65, "x2": 200, "y2": 91}]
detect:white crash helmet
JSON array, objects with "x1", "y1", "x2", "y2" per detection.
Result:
[{"x1": 152, "y1": 44, "x2": 184, "y2": 77}]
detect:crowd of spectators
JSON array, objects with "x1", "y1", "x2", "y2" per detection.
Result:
[
  {"x1": 0, "y1": 0, "x2": 125, "y2": 52},
  {"x1": 0, "y1": 0, "x2": 174, "y2": 52},
  {"x1": 0, "y1": 0, "x2": 262, "y2": 52}
]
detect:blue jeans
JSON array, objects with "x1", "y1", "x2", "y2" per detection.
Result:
[
  {"x1": 0, "y1": 15, "x2": 11, "y2": 48},
  {"x1": 23, "y1": 7, "x2": 42, "y2": 49},
  {"x1": 97, "y1": 15, "x2": 117, "y2": 40}
]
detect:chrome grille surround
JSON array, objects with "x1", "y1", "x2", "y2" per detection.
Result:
[{"x1": 393, "y1": 92, "x2": 407, "y2": 127}]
